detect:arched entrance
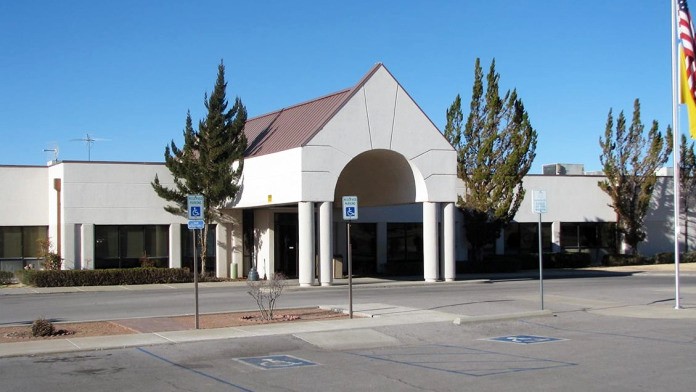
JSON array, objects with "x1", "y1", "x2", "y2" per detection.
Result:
[{"x1": 333, "y1": 149, "x2": 424, "y2": 277}]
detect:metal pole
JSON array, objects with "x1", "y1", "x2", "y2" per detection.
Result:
[
  {"x1": 672, "y1": 0, "x2": 682, "y2": 310},
  {"x1": 538, "y1": 213, "x2": 544, "y2": 310},
  {"x1": 193, "y1": 229, "x2": 200, "y2": 329},
  {"x1": 347, "y1": 222, "x2": 353, "y2": 319}
]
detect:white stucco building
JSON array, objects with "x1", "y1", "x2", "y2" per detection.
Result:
[{"x1": 1, "y1": 64, "x2": 693, "y2": 282}]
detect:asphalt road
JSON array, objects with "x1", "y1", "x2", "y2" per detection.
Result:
[
  {"x1": 1, "y1": 272, "x2": 695, "y2": 391},
  {"x1": 0, "y1": 272, "x2": 694, "y2": 325}
]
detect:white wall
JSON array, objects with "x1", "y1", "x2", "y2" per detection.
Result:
[
  {"x1": 0, "y1": 166, "x2": 48, "y2": 225},
  {"x1": 303, "y1": 66, "x2": 456, "y2": 204},
  {"x1": 234, "y1": 148, "x2": 303, "y2": 207},
  {"x1": 59, "y1": 162, "x2": 185, "y2": 225}
]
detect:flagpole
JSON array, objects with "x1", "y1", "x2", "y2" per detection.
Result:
[{"x1": 672, "y1": 0, "x2": 682, "y2": 310}]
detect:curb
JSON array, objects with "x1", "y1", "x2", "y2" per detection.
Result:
[{"x1": 453, "y1": 309, "x2": 553, "y2": 325}]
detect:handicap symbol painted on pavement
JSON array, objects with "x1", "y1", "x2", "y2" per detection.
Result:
[
  {"x1": 236, "y1": 355, "x2": 318, "y2": 370},
  {"x1": 484, "y1": 335, "x2": 567, "y2": 345}
]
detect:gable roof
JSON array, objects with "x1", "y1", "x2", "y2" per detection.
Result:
[{"x1": 244, "y1": 63, "x2": 382, "y2": 158}]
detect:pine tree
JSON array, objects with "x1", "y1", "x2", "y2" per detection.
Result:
[
  {"x1": 680, "y1": 134, "x2": 696, "y2": 251},
  {"x1": 152, "y1": 61, "x2": 247, "y2": 276},
  {"x1": 446, "y1": 58, "x2": 537, "y2": 262},
  {"x1": 598, "y1": 99, "x2": 672, "y2": 255}
]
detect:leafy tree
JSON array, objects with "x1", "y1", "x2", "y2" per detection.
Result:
[
  {"x1": 445, "y1": 58, "x2": 537, "y2": 262},
  {"x1": 598, "y1": 99, "x2": 672, "y2": 255},
  {"x1": 680, "y1": 134, "x2": 696, "y2": 251},
  {"x1": 152, "y1": 61, "x2": 247, "y2": 276}
]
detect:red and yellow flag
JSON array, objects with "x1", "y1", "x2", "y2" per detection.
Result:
[{"x1": 679, "y1": 0, "x2": 696, "y2": 138}]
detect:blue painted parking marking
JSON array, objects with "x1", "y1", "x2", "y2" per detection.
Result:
[
  {"x1": 236, "y1": 355, "x2": 318, "y2": 370},
  {"x1": 485, "y1": 335, "x2": 567, "y2": 345}
]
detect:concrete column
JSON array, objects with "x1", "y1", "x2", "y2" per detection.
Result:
[
  {"x1": 62, "y1": 224, "x2": 76, "y2": 270},
  {"x1": 215, "y1": 223, "x2": 228, "y2": 278},
  {"x1": 319, "y1": 202, "x2": 333, "y2": 286},
  {"x1": 443, "y1": 202, "x2": 456, "y2": 281},
  {"x1": 376, "y1": 222, "x2": 387, "y2": 274},
  {"x1": 229, "y1": 209, "x2": 243, "y2": 279},
  {"x1": 81, "y1": 223, "x2": 94, "y2": 270},
  {"x1": 551, "y1": 221, "x2": 562, "y2": 253},
  {"x1": 169, "y1": 223, "x2": 182, "y2": 269},
  {"x1": 423, "y1": 202, "x2": 438, "y2": 282},
  {"x1": 495, "y1": 231, "x2": 505, "y2": 255},
  {"x1": 298, "y1": 201, "x2": 315, "y2": 286}
]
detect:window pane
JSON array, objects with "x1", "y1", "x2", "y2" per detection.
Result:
[
  {"x1": 95, "y1": 226, "x2": 119, "y2": 259},
  {"x1": 0, "y1": 227, "x2": 22, "y2": 258},
  {"x1": 22, "y1": 226, "x2": 48, "y2": 258},
  {"x1": 121, "y1": 226, "x2": 144, "y2": 259},
  {"x1": 144, "y1": 225, "x2": 169, "y2": 258}
]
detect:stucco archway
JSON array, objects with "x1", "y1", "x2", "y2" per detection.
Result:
[{"x1": 333, "y1": 149, "x2": 423, "y2": 206}]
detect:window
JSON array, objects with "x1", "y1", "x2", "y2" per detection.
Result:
[
  {"x1": 504, "y1": 222, "x2": 552, "y2": 254},
  {"x1": 0, "y1": 226, "x2": 48, "y2": 259},
  {"x1": 350, "y1": 223, "x2": 377, "y2": 275},
  {"x1": 387, "y1": 223, "x2": 423, "y2": 275},
  {"x1": 95, "y1": 225, "x2": 169, "y2": 269},
  {"x1": 181, "y1": 224, "x2": 216, "y2": 273},
  {"x1": 560, "y1": 222, "x2": 616, "y2": 251}
]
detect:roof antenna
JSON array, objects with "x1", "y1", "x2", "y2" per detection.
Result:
[
  {"x1": 71, "y1": 133, "x2": 109, "y2": 161},
  {"x1": 43, "y1": 146, "x2": 59, "y2": 164}
]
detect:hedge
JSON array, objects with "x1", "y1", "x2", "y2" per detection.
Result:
[
  {"x1": 0, "y1": 270, "x2": 14, "y2": 285},
  {"x1": 15, "y1": 268, "x2": 195, "y2": 287},
  {"x1": 602, "y1": 251, "x2": 696, "y2": 266}
]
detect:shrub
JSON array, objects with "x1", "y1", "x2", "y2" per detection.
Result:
[
  {"x1": 0, "y1": 270, "x2": 13, "y2": 285},
  {"x1": 547, "y1": 253, "x2": 592, "y2": 269},
  {"x1": 37, "y1": 238, "x2": 62, "y2": 270},
  {"x1": 31, "y1": 317, "x2": 55, "y2": 337},
  {"x1": 602, "y1": 254, "x2": 648, "y2": 266},
  {"x1": 17, "y1": 268, "x2": 194, "y2": 287},
  {"x1": 683, "y1": 251, "x2": 696, "y2": 263},
  {"x1": 247, "y1": 273, "x2": 287, "y2": 321},
  {"x1": 652, "y1": 252, "x2": 674, "y2": 264}
]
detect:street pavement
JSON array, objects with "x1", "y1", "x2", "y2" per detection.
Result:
[{"x1": 1, "y1": 264, "x2": 695, "y2": 359}]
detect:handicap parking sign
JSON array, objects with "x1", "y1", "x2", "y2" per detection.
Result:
[
  {"x1": 342, "y1": 196, "x2": 358, "y2": 221},
  {"x1": 187, "y1": 195, "x2": 204, "y2": 220}
]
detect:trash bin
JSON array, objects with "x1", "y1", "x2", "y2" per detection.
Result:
[{"x1": 333, "y1": 256, "x2": 343, "y2": 279}]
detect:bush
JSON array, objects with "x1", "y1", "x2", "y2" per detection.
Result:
[
  {"x1": 0, "y1": 270, "x2": 14, "y2": 285},
  {"x1": 652, "y1": 252, "x2": 674, "y2": 264},
  {"x1": 683, "y1": 251, "x2": 696, "y2": 263},
  {"x1": 547, "y1": 253, "x2": 592, "y2": 269},
  {"x1": 247, "y1": 273, "x2": 288, "y2": 321},
  {"x1": 31, "y1": 317, "x2": 55, "y2": 337},
  {"x1": 602, "y1": 254, "x2": 649, "y2": 266},
  {"x1": 17, "y1": 268, "x2": 195, "y2": 287}
]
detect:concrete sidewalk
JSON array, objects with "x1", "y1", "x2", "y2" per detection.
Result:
[{"x1": 0, "y1": 302, "x2": 551, "y2": 358}]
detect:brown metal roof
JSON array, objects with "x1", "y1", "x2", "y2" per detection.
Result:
[{"x1": 244, "y1": 63, "x2": 383, "y2": 158}]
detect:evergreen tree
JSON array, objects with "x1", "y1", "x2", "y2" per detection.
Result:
[
  {"x1": 445, "y1": 58, "x2": 537, "y2": 262},
  {"x1": 680, "y1": 134, "x2": 696, "y2": 251},
  {"x1": 598, "y1": 99, "x2": 672, "y2": 255},
  {"x1": 152, "y1": 61, "x2": 247, "y2": 276}
]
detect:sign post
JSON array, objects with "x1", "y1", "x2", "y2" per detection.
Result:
[
  {"x1": 532, "y1": 190, "x2": 547, "y2": 310},
  {"x1": 342, "y1": 196, "x2": 358, "y2": 318},
  {"x1": 187, "y1": 194, "x2": 205, "y2": 329}
]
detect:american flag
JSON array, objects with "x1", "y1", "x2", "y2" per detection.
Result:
[{"x1": 680, "y1": 0, "x2": 696, "y2": 104}]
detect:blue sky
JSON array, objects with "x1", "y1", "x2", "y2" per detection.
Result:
[{"x1": 0, "y1": 0, "x2": 679, "y2": 173}]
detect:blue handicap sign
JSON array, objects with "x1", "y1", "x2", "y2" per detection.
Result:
[
  {"x1": 237, "y1": 355, "x2": 318, "y2": 370},
  {"x1": 345, "y1": 206, "x2": 356, "y2": 217},
  {"x1": 486, "y1": 335, "x2": 566, "y2": 345},
  {"x1": 190, "y1": 206, "x2": 202, "y2": 218}
]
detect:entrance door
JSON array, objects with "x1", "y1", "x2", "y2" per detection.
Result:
[{"x1": 274, "y1": 213, "x2": 298, "y2": 277}]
